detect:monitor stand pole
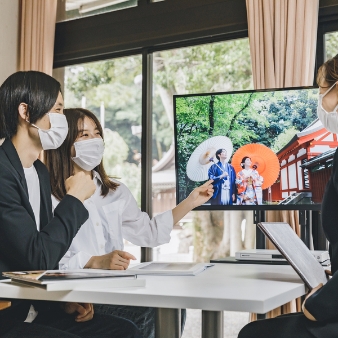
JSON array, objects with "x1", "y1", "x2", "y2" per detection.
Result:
[
  {"x1": 299, "y1": 210, "x2": 312, "y2": 249},
  {"x1": 254, "y1": 210, "x2": 266, "y2": 249},
  {"x1": 253, "y1": 209, "x2": 266, "y2": 320}
]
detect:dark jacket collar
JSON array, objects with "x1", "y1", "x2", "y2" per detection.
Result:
[
  {"x1": 1, "y1": 139, "x2": 52, "y2": 229},
  {"x1": 1, "y1": 139, "x2": 28, "y2": 194},
  {"x1": 2, "y1": 139, "x2": 25, "y2": 177}
]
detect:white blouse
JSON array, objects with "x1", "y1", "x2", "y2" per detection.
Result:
[{"x1": 52, "y1": 171, "x2": 173, "y2": 270}]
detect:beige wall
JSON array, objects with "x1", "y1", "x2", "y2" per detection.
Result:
[{"x1": 0, "y1": 0, "x2": 20, "y2": 84}]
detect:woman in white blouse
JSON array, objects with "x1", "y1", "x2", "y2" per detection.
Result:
[{"x1": 44, "y1": 108, "x2": 213, "y2": 338}]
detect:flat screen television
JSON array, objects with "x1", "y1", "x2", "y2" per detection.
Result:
[{"x1": 174, "y1": 87, "x2": 337, "y2": 210}]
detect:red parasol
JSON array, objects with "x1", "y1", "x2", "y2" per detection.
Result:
[{"x1": 232, "y1": 143, "x2": 280, "y2": 190}]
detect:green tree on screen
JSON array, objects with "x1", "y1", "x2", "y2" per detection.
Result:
[{"x1": 175, "y1": 89, "x2": 318, "y2": 200}]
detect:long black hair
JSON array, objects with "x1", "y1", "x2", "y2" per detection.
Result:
[{"x1": 0, "y1": 71, "x2": 61, "y2": 139}]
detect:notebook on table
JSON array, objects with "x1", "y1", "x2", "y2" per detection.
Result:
[
  {"x1": 2, "y1": 269, "x2": 144, "y2": 291},
  {"x1": 257, "y1": 222, "x2": 328, "y2": 290}
]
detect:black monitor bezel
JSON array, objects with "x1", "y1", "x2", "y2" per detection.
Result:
[{"x1": 173, "y1": 85, "x2": 322, "y2": 211}]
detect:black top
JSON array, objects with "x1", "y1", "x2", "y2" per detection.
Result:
[
  {"x1": 306, "y1": 148, "x2": 338, "y2": 322},
  {"x1": 0, "y1": 139, "x2": 89, "y2": 320},
  {"x1": 321, "y1": 148, "x2": 338, "y2": 275}
]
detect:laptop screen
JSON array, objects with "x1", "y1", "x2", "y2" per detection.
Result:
[{"x1": 257, "y1": 222, "x2": 328, "y2": 289}]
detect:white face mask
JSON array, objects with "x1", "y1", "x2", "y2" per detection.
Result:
[
  {"x1": 28, "y1": 113, "x2": 68, "y2": 150},
  {"x1": 317, "y1": 81, "x2": 338, "y2": 133},
  {"x1": 72, "y1": 138, "x2": 105, "y2": 171}
]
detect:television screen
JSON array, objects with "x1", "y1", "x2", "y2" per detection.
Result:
[{"x1": 174, "y1": 87, "x2": 337, "y2": 210}]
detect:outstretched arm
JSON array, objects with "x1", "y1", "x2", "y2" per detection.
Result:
[
  {"x1": 172, "y1": 180, "x2": 214, "y2": 225},
  {"x1": 119, "y1": 181, "x2": 213, "y2": 248}
]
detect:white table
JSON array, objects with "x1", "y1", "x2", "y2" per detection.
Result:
[{"x1": 0, "y1": 263, "x2": 306, "y2": 338}]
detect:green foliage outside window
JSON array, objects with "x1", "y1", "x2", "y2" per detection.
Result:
[
  {"x1": 64, "y1": 38, "x2": 254, "y2": 205},
  {"x1": 325, "y1": 31, "x2": 338, "y2": 60}
]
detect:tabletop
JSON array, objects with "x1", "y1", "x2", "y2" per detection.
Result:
[{"x1": 0, "y1": 263, "x2": 306, "y2": 314}]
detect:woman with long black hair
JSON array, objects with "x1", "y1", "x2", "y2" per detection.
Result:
[{"x1": 45, "y1": 107, "x2": 214, "y2": 338}]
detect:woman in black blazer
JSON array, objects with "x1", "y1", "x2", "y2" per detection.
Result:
[
  {"x1": 238, "y1": 55, "x2": 338, "y2": 338},
  {"x1": 0, "y1": 71, "x2": 140, "y2": 338}
]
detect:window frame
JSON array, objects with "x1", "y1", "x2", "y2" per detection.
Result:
[{"x1": 55, "y1": 0, "x2": 338, "y2": 260}]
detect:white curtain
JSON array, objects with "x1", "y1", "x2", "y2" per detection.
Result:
[
  {"x1": 246, "y1": 0, "x2": 319, "y2": 319},
  {"x1": 19, "y1": 0, "x2": 57, "y2": 75},
  {"x1": 246, "y1": 0, "x2": 319, "y2": 89}
]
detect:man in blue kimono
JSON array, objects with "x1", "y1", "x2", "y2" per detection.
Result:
[{"x1": 208, "y1": 149, "x2": 236, "y2": 205}]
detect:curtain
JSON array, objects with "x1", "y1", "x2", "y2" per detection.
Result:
[
  {"x1": 266, "y1": 210, "x2": 300, "y2": 238},
  {"x1": 246, "y1": 0, "x2": 319, "y2": 319},
  {"x1": 19, "y1": 0, "x2": 58, "y2": 76},
  {"x1": 246, "y1": 0, "x2": 319, "y2": 89}
]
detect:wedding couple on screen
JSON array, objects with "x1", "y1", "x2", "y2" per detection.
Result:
[{"x1": 207, "y1": 149, "x2": 263, "y2": 206}]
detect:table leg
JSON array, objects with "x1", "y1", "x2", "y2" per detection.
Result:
[
  {"x1": 202, "y1": 310, "x2": 224, "y2": 338},
  {"x1": 155, "y1": 308, "x2": 181, "y2": 338}
]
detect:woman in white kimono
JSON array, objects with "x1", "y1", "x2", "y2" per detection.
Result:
[{"x1": 236, "y1": 157, "x2": 259, "y2": 205}]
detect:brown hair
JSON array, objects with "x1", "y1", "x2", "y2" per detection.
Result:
[
  {"x1": 44, "y1": 108, "x2": 119, "y2": 201},
  {"x1": 317, "y1": 54, "x2": 338, "y2": 88}
]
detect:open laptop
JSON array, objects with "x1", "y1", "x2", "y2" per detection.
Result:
[{"x1": 257, "y1": 222, "x2": 328, "y2": 290}]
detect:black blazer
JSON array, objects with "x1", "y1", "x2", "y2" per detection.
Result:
[
  {"x1": 303, "y1": 148, "x2": 338, "y2": 336},
  {"x1": 321, "y1": 148, "x2": 338, "y2": 275},
  {"x1": 0, "y1": 139, "x2": 88, "y2": 320}
]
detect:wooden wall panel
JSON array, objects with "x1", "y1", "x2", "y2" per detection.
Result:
[
  {"x1": 54, "y1": 0, "x2": 338, "y2": 68},
  {"x1": 54, "y1": 0, "x2": 248, "y2": 67}
]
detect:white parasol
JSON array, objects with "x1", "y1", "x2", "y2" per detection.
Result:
[{"x1": 186, "y1": 136, "x2": 233, "y2": 182}]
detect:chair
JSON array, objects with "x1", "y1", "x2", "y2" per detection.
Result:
[{"x1": 0, "y1": 300, "x2": 11, "y2": 310}]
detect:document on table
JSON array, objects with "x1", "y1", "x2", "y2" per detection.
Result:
[{"x1": 128, "y1": 262, "x2": 214, "y2": 276}]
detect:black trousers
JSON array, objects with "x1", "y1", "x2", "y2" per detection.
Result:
[
  {"x1": 94, "y1": 304, "x2": 187, "y2": 338},
  {"x1": 0, "y1": 306, "x2": 141, "y2": 338},
  {"x1": 238, "y1": 312, "x2": 338, "y2": 338}
]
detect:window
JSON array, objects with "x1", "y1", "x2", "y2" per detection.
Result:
[
  {"x1": 64, "y1": 55, "x2": 143, "y2": 260},
  {"x1": 53, "y1": 4, "x2": 338, "y2": 336},
  {"x1": 60, "y1": 0, "x2": 137, "y2": 21},
  {"x1": 325, "y1": 31, "x2": 338, "y2": 60},
  {"x1": 151, "y1": 38, "x2": 254, "y2": 263},
  {"x1": 64, "y1": 56, "x2": 142, "y2": 204},
  {"x1": 152, "y1": 39, "x2": 252, "y2": 337},
  {"x1": 62, "y1": 38, "x2": 254, "y2": 266}
]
